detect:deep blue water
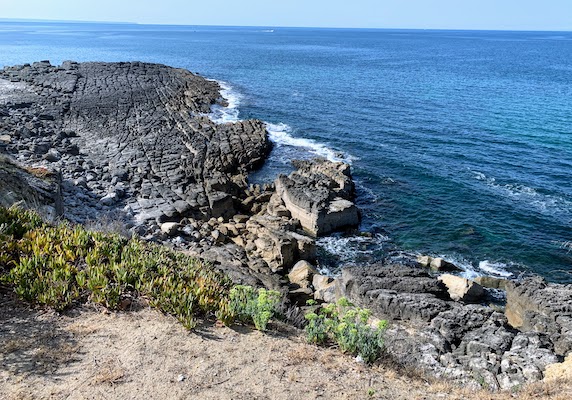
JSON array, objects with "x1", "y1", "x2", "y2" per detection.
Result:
[{"x1": 1, "y1": 22, "x2": 571, "y2": 282}]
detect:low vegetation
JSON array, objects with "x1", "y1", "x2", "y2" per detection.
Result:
[
  {"x1": 0, "y1": 206, "x2": 234, "y2": 329},
  {"x1": 1, "y1": 206, "x2": 387, "y2": 364},
  {"x1": 304, "y1": 298, "x2": 388, "y2": 364},
  {"x1": 229, "y1": 285, "x2": 281, "y2": 331}
]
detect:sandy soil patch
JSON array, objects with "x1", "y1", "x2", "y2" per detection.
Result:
[{"x1": 1, "y1": 292, "x2": 570, "y2": 400}]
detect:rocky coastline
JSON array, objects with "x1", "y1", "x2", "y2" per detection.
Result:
[{"x1": 1, "y1": 61, "x2": 571, "y2": 391}]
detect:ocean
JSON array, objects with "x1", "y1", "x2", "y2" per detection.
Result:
[{"x1": 1, "y1": 21, "x2": 571, "y2": 282}]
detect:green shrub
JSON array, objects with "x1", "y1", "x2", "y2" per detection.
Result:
[
  {"x1": 304, "y1": 297, "x2": 388, "y2": 364},
  {"x1": 304, "y1": 311, "x2": 328, "y2": 344},
  {"x1": 0, "y1": 206, "x2": 234, "y2": 328},
  {"x1": 230, "y1": 285, "x2": 281, "y2": 331}
]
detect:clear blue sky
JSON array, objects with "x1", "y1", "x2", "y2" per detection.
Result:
[{"x1": 2, "y1": 0, "x2": 571, "y2": 31}]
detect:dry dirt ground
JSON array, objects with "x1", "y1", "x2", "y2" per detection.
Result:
[{"x1": 1, "y1": 293, "x2": 571, "y2": 400}]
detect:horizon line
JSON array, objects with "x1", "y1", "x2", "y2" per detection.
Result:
[{"x1": 0, "y1": 17, "x2": 570, "y2": 33}]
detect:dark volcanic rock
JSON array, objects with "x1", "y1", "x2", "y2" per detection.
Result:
[{"x1": 0, "y1": 61, "x2": 270, "y2": 225}]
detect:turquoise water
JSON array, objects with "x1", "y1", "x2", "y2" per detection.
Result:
[{"x1": 1, "y1": 22, "x2": 571, "y2": 282}]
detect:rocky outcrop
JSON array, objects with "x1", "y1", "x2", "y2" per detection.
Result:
[
  {"x1": 334, "y1": 263, "x2": 568, "y2": 390},
  {"x1": 275, "y1": 159, "x2": 359, "y2": 236},
  {"x1": 505, "y1": 277, "x2": 572, "y2": 357},
  {"x1": 0, "y1": 61, "x2": 270, "y2": 226},
  {"x1": 0, "y1": 155, "x2": 63, "y2": 221},
  {"x1": 335, "y1": 264, "x2": 451, "y2": 321}
]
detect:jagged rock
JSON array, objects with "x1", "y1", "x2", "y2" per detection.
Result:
[
  {"x1": 336, "y1": 264, "x2": 451, "y2": 321},
  {"x1": 496, "y1": 332, "x2": 560, "y2": 390},
  {"x1": 188, "y1": 244, "x2": 283, "y2": 292},
  {"x1": 245, "y1": 214, "x2": 315, "y2": 273},
  {"x1": 288, "y1": 260, "x2": 318, "y2": 289},
  {"x1": 438, "y1": 274, "x2": 485, "y2": 303},
  {"x1": 505, "y1": 277, "x2": 572, "y2": 356},
  {"x1": 275, "y1": 158, "x2": 359, "y2": 236}
]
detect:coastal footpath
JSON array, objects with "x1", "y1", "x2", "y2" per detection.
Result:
[{"x1": 1, "y1": 61, "x2": 571, "y2": 391}]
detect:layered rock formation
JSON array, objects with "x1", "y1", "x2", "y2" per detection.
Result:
[
  {"x1": 0, "y1": 60, "x2": 338, "y2": 291},
  {"x1": 0, "y1": 61, "x2": 270, "y2": 226},
  {"x1": 2, "y1": 60, "x2": 571, "y2": 393},
  {"x1": 334, "y1": 263, "x2": 569, "y2": 390}
]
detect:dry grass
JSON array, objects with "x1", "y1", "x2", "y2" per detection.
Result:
[
  {"x1": 1, "y1": 300, "x2": 571, "y2": 400},
  {"x1": 24, "y1": 166, "x2": 53, "y2": 178},
  {"x1": 93, "y1": 359, "x2": 126, "y2": 385}
]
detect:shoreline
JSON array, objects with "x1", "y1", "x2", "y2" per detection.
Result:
[{"x1": 1, "y1": 60, "x2": 571, "y2": 391}]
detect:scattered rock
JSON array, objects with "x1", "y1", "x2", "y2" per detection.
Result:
[{"x1": 160, "y1": 222, "x2": 181, "y2": 236}]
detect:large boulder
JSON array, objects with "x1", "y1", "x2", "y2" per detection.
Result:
[
  {"x1": 275, "y1": 159, "x2": 359, "y2": 236},
  {"x1": 438, "y1": 274, "x2": 485, "y2": 303},
  {"x1": 288, "y1": 260, "x2": 318, "y2": 289}
]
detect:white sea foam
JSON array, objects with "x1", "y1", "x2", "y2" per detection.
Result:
[
  {"x1": 316, "y1": 234, "x2": 390, "y2": 275},
  {"x1": 265, "y1": 122, "x2": 352, "y2": 163},
  {"x1": 478, "y1": 260, "x2": 514, "y2": 278},
  {"x1": 207, "y1": 81, "x2": 242, "y2": 124},
  {"x1": 206, "y1": 82, "x2": 351, "y2": 164},
  {"x1": 471, "y1": 170, "x2": 572, "y2": 219}
]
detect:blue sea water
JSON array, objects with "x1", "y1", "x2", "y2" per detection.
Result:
[{"x1": 1, "y1": 21, "x2": 571, "y2": 282}]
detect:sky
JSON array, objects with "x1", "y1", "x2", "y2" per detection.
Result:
[{"x1": 1, "y1": 0, "x2": 571, "y2": 31}]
